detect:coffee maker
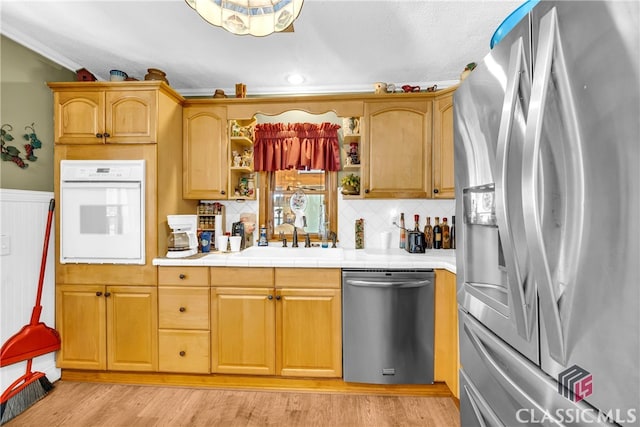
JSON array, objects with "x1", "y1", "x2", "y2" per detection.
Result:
[{"x1": 167, "y1": 215, "x2": 198, "y2": 258}]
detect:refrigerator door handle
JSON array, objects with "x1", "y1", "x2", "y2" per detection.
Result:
[
  {"x1": 522, "y1": 7, "x2": 570, "y2": 365},
  {"x1": 494, "y1": 36, "x2": 531, "y2": 341},
  {"x1": 461, "y1": 371, "x2": 506, "y2": 427},
  {"x1": 463, "y1": 315, "x2": 559, "y2": 421}
]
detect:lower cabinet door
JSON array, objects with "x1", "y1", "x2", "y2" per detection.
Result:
[
  {"x1": 159, "y1": 330, "x2": 210, "y2": 373},
  {"x1": 56, "y1": 285, "x2": 107, "y2": 370},
  {"x1": 106, "y1": 286, "x2": 158, "y2": 371},
  {"x1": 276, "y1": 288, "x2": 342, "y2": 378},
  {"x1": 211, "y1": 287, "x2": 275, "y2": 375}
]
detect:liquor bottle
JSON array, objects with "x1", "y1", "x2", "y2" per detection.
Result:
[
  {"x1": 433, "y1": 216, "x2": 442, "y2": 249},
  {"x1": 423, "y1": 216, "x2": 433, "y2": 249},
  {"x1": 414, "y1": 214, "x2": 420, "y2": 231},
  {"x1": 451, "y1": 215, "x2": 456, "y2": 249},
  {"x1": 399, "y1": 213, "x2": 406, "y2": 249},
  {"x1": 442, "y1": 217, "x2": 451, "y2": 249}
]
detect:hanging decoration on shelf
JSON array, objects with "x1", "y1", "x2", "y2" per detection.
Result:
[{"x1": 1, "y1": 122, "x2": 43, "y2": 169}]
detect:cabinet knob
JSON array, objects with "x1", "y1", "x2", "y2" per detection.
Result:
[
  {"x1": 364, "y1": 189, "x2": 370, "y2": 194},
  {"x1": 104, "y1": 292, "x2": 111, "y2": 297},
  {"x1": 179, "y1": 307, "x2": 186, "y2": 312},
  {"x1": 103, "y1": 132, "x2": 111, "y2": 138},
  {"x1": 276, "y1": 295, "x2": 281, "y2": 301},
  {"x1": 96, "y1": 133, "x2": 103, "y2": 138},
  {"x1": 96, "y1": 291, "x2": 103, "y2": 297},
  {"x1": 433, "y1": 188, "x2": 439, "y2": 194},
  {"x1": 179, "y1": 351, "x2": 186, "y2": 357},
  {"x1": 221, "y1": 190, "x2": 226, "y2": 195},
  {"x1": 268, "y1": 295, "x2": 273, "y2": 300},
  {"x1": 179, "y1": 274, "x2": 186, "y2": 279}
]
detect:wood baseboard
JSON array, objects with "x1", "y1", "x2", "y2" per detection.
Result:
[{"x1": 61, "y1": 370, "x2": 453, "y2": 397}]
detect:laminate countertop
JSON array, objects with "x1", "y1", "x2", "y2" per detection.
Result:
[{"x1": 153, "y1": 246, "x2": 456, "y2": 274}]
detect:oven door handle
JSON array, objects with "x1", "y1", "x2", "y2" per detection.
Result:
[{"x1": 345, "y1": 279, "x2": 431, "y2": 288}]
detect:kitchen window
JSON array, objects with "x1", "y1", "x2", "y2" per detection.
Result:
[{"x1": 258, "y1": 169, "x2": 337, "y2": 242}]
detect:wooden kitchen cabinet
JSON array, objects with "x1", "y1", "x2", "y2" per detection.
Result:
[
  {"x1": 210, "y1": 267, "x2": 342, "y2": 378},
  {"x1": 434, "y1": 269, "x2": 459, "y2": 398},
  {"x1": 432, "y1": 93, "x2": 455, "y2": 198},
  {"x1": 211, "y1": 286, "x2": 276, "y2": 375},
  {"x1": 275, "y1": 268, "x2": 342, "y2": 378},
  {"x1": 158, "y1": 267, "x2": 210, "y2": 374},
  {"x1": 183, "y1": 105, "x2": 229, "y2": 199},
  {"x1": 56, "y1": 284, "x2": 157, "y2": 371},
  {"x1": 51, "y1": 87, "x2": 157, "y2": 144},
  {"x1": 363, "y1": 99, "x2": 432, "y2": 198}
]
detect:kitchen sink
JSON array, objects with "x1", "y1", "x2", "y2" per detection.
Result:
[{"x1": 239, "y1": 245, "x2": 343, "y2": 258}]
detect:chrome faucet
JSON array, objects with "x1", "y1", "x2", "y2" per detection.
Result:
[
  {"x1": 292, "y1": 227, "x2": 299, "y2": 247},
  {"x1": 279, "y1": 231, "x2": 287, "y2": 247},
  {"x1": 304, "y1": 233, "x2": 311, "y2": 248}
]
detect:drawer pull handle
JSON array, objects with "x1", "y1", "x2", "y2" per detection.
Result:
[
  {"x1": 179, "y1": 351, "x2": 186, "y2": 357},
  {"x1": 103, "y1": 132, "x2": 110, "y2": 138},
  {"x1": 179, "y1": 274, "x2": 186, "y2": 279},
  {"x1": 179, "y1": 307, "x2": 186, "y2": 312},
  {"x1": 96, "y1": 133, "x2": 103, "y2": 138}
]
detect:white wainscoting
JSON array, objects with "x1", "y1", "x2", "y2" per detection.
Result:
[{"x1": 0, "y1": 189, "x2": 60, "y2": 391}]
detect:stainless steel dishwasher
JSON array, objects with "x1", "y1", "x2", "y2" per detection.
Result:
[{"x1": 342, "y1": 269, "x2": 435, "y2": 384}]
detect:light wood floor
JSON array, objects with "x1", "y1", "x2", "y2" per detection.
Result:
[{"x1": 6, "y1": 381, "x2": 461, "y2": 426}]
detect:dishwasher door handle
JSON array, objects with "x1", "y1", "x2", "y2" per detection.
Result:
[{"x1": 345, "y1": 279, "x2": 432, "y2": 288}]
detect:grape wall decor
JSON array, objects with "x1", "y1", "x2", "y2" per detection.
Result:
[{"x1": 1, "y1": 122, "x2": 43, "y2": 169}]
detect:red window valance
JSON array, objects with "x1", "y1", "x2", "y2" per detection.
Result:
[{"x1": 253, "y1": 122, "x2": 342, "y2": 171}]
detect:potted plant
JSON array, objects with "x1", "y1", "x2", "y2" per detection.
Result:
[{"x1": 341, "y1": 173, "x2": 360, "y2": 195}]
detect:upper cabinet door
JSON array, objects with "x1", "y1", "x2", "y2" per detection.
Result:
[
  {"x1": 363, "y1": 100, "x2": 432, "y2": 198},
  {"x1": 183, "y1": 106, "x2": 228, "y2": 199},
  {"x1": 53, "y1": 89, "x2": 157, "y2": 144},
  {"x1": 432, "y1": 93, "x2": 455, "y2": 199},
  {"x1": 105, "y1": 90, "x2": 157, "y2": 144},
  {"x1": 54, "y1": 90, "x2": 105, "y2": 144}
]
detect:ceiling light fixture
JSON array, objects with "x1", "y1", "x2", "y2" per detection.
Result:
[
  {"x1": 185, "y1": 0, "x2": 304, "y2": 37},
  {"x1": 286, "y1": 73, "x2": 304, "y2": 85}
]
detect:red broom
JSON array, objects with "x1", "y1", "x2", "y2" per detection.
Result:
[{"x1": 0, "y1": 199, "x2": 60, "y2": 423}]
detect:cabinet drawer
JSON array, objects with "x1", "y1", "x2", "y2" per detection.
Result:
[
  {"x1": 158, "y1": 330, "x2": 210, "y2": 374},
  {"x1": 159, "y1": 287, "x2": 209, "y2": 329},
  {"x1": 158, "y1": 267, "x2": 209, "y2": 286},
  {"x1": 211, "y1": 267, "x2": 274, "y2": 287},
  {"x1": 275, "y1": 268, "x2": 341, "y2": 288}
]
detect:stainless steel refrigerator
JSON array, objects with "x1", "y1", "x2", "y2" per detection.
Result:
[{"x1": 454, "y1": 1, "x2": 639, "y2": 425}]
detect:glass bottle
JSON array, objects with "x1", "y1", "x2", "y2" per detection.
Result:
[
  {"x1": 414, "y1": 214, "x2": 420, "y2": 231},
  {"x1": 451, "y1": 215, "x2": 456, "y2": 249},
  {"x1": 399, "y1": 213, "x2": 406, "y2": 249},
  {"x1": 442, "y1": 217, "x2": 450, "y2": 249},
  {"x1": 424, "y1": 216, "x2": 433, "y2": 249},
  {"x1": 433, "y1": 216, "x2": 442, "y2": 249}
]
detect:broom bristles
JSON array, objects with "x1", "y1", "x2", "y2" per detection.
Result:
[{"x1": 0, "y1": 376, "x2": 54, "y2": 424}]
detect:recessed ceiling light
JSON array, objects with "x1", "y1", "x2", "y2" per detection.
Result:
[{"x1": 287, "y1": 74, "x2": 305, "y2": 85}]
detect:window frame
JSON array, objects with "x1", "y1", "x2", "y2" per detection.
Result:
[{"x1": 258, "y1": 171, "x2": 338, "y2": 242}]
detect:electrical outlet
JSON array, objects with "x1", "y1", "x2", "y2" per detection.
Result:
[{"x1": 1, "y1": 235, "x2": 10, "y2": 256}]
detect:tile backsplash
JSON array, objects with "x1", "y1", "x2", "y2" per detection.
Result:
[
  {"x1": 337, "y1": 194, "x2": 456, "y2": 249},
  {"x1": 208, "y1": 194, "x2": 455, "y2": 249}
]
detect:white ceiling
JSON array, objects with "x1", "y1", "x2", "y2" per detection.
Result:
[{"x1": 0, "y1": 0, "x2": 520, "y2": 97}]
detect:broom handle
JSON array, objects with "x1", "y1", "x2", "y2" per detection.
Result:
[{"x1": 29, "y1": 199, "x2": 55, "y2": 325}]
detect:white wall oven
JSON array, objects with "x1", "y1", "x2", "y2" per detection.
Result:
[{"x1": 60, "y1": 160, "x2": 145, "y2": 264}]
